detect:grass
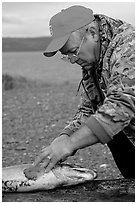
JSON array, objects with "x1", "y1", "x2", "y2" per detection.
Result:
[
  {"x1": 2, "y1": 73, "x2": 48, "y2": 90},
  {"x1": 2, "y1": 52, "x2": 81, "y2": 84},
  {"x1": 2, "y1": 74, "x2": 31, "y2": 90}
]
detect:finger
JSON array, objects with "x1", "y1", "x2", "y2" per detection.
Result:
[
  {"x1": 37, "y1": 146, "x2": 49, "y2": 159},
  {"x1": 44, "y1": 157, "x2": 58, "y2": 173},
  {"x1": 40, "y1": 154, "x2": 52, "y2": 168},
  {"x1": 34, "y1": 148, "x2": 50, "y2": 166}
]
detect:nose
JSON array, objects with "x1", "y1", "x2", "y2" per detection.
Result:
[{"x1": 68, "y1": 55, "x2": 79, "y2": 64}]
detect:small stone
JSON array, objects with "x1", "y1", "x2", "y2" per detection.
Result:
[
  {"x1": 45, "y1": 106, "x2": 49, "y2": 111},
  {"x1": 6, "y1": 138, "x2": 18, "y2": 144},
  {"x1": 51, "y1": 124, "x2": 56, "y2": 127},
  {"x1": 37, "y1": 101, "x2": 41, "y2": 105},
  {"x1": 100, "y1": 164, "x2": 109, "y2": 168},
  {"x1": 15, "y1": 146, "x2": 26, "y2": 151},
  {"x1": 39, "y1": 136, "x2": 45, "y2": 140},
  {"x1": 3, "y1": 113, "x2": 7, "y2": 117}
]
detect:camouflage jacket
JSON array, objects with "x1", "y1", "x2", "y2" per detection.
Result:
[{"x1": 59, "y1": 14, "x2": 135, "y2": 144}]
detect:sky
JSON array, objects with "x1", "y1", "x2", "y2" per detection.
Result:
[{"x1": 2, "y1": 1, "x2": 135, "y2": 37}]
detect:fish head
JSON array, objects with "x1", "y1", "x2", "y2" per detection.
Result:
[{"x1": 52, "y1": 163, "x2": 97, "y2": 186}]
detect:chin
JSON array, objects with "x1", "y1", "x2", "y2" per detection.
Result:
[
  {"x1": 83, "y1": 61, "x2": 97, "y2": 71},
  {"x1": 82, "y1": 65, "x2": 92, "y2": 71}
]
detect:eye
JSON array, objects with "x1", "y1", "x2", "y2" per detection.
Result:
[{"x1": 68, "y1": 48, "x2": 78, "y2": 55}]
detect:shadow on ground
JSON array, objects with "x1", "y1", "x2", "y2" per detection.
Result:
[{"x1": 2, "y1": 179, "x2": 135, "y2": 202}]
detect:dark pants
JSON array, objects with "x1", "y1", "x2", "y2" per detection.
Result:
[{"x1": 107, "y1": 131, "x2": 135, "y2": 179}]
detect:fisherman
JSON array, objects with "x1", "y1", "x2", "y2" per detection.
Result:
[{"x1": 34, "y1": 5, "x2": 135, "y2": 178}]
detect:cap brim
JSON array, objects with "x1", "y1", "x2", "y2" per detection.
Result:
[
  {"x1": 43, "y1": 51, "x2": 57, "y2": 57},
  {"x1": 43, "y1": 34, "x2": 70, "y2": 57}
]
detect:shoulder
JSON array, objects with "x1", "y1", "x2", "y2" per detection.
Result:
[
  {"x1": 104, "y1": 22, "x2": 135, "y2": 79},
  {"x1": 111, "y1": 22, "x2": 135, "y2": 47},
  {"x1": 108, "y1": 22, "x2": 135, "y2": 64}
]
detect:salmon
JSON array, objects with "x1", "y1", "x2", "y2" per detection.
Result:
[{"x1": 2, "y1": 163, "x2": 97, "y2": 192}]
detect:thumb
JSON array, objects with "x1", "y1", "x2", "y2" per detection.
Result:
[{"x1": 45, "y1": 157, "x2": 57, "y2": 173}]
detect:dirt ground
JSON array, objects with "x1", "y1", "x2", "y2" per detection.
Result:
[{"x1": 2, "y1": 80, "x2": 125, "y2": 201}]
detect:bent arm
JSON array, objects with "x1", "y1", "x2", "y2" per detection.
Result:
[
  {"x1": 59, "y1": 69, "x2": 103, "y2": 137},
  {"x1": 85, "y1": 29, "x2": 135, "y2": 144},
  {"x1": 70, "y1": 125, "x2": 99, "y2": 151}
]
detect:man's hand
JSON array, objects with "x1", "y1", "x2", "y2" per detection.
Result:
[
  {"x1": 33, "y1": 125, "x2": 99, "y2": 173},
  {"x1": 33, "y1": 135, "x2": 74, "y2": 173}
]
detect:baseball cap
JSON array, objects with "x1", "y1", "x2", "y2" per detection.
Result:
[{"x1": 43, "y1": 5, "x2": 94, "y2": 57}]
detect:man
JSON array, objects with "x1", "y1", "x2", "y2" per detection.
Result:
[{"x1": 34, "y1": 5, "x2": 135, "y2": 178}]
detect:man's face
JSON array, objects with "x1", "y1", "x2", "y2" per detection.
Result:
[{"x1": 60, "y1": 30, "x2": 100, "y2": 70}]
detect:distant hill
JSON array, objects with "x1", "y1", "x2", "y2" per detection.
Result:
[{"x1": 2, "y1": 37, "x2": 51, "y2": 52}]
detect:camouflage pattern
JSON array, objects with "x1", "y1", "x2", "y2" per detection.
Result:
[{"x1": 59, "y1": 15, "x2": 135, "y2": 144}]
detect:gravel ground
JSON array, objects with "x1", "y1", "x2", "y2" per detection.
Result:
[
  {"x1": 2, "y1": 80, "x2": 123, "y2": 201},
  {"x1": 2, "y1": 80, "x2": 122, "y2": 178}
]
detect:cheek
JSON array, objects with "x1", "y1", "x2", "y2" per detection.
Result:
[{"x1": 80, "y1": 42, "x2": 95, "y2": 63}]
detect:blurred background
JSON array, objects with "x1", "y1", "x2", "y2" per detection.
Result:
[
  {"x1": 2, "y1": 2, "x2": 135, "y2": 82},
  {"x1": 2, "y1": 2, "x2": 135, "y2": 37}
]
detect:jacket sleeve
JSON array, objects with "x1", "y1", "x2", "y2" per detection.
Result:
[
  {"x1": 85, "y1": 26, "x2": 135, "y2": 144},
  {"x1": 59, "y1": 71, "x2": 103, "y2": 137}
]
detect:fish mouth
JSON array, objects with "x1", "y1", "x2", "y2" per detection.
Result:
[
  {"x1": 72, "y1": 167, "x2": 97, "y2": 174},
  {"x1": 58, "y1": 163, "x2": 97, "y2": 175},
  {"x1": 53, "y1": 163, "x2": 97, "y2": 183},
  {"x1": 71, "y1": 167, "x2": 97, "y2": 180}
]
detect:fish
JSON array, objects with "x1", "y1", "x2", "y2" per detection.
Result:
[{"x1": 2, "y1": 163, "x2": 97, "y2": 192}]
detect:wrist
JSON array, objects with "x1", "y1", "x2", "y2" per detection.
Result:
[
  {"x1": 58, "y1": 134, "x2": 75, "y2": 155},
  {"x1": 70, "y1": 125, "x2": 99, "y2": 151}
]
